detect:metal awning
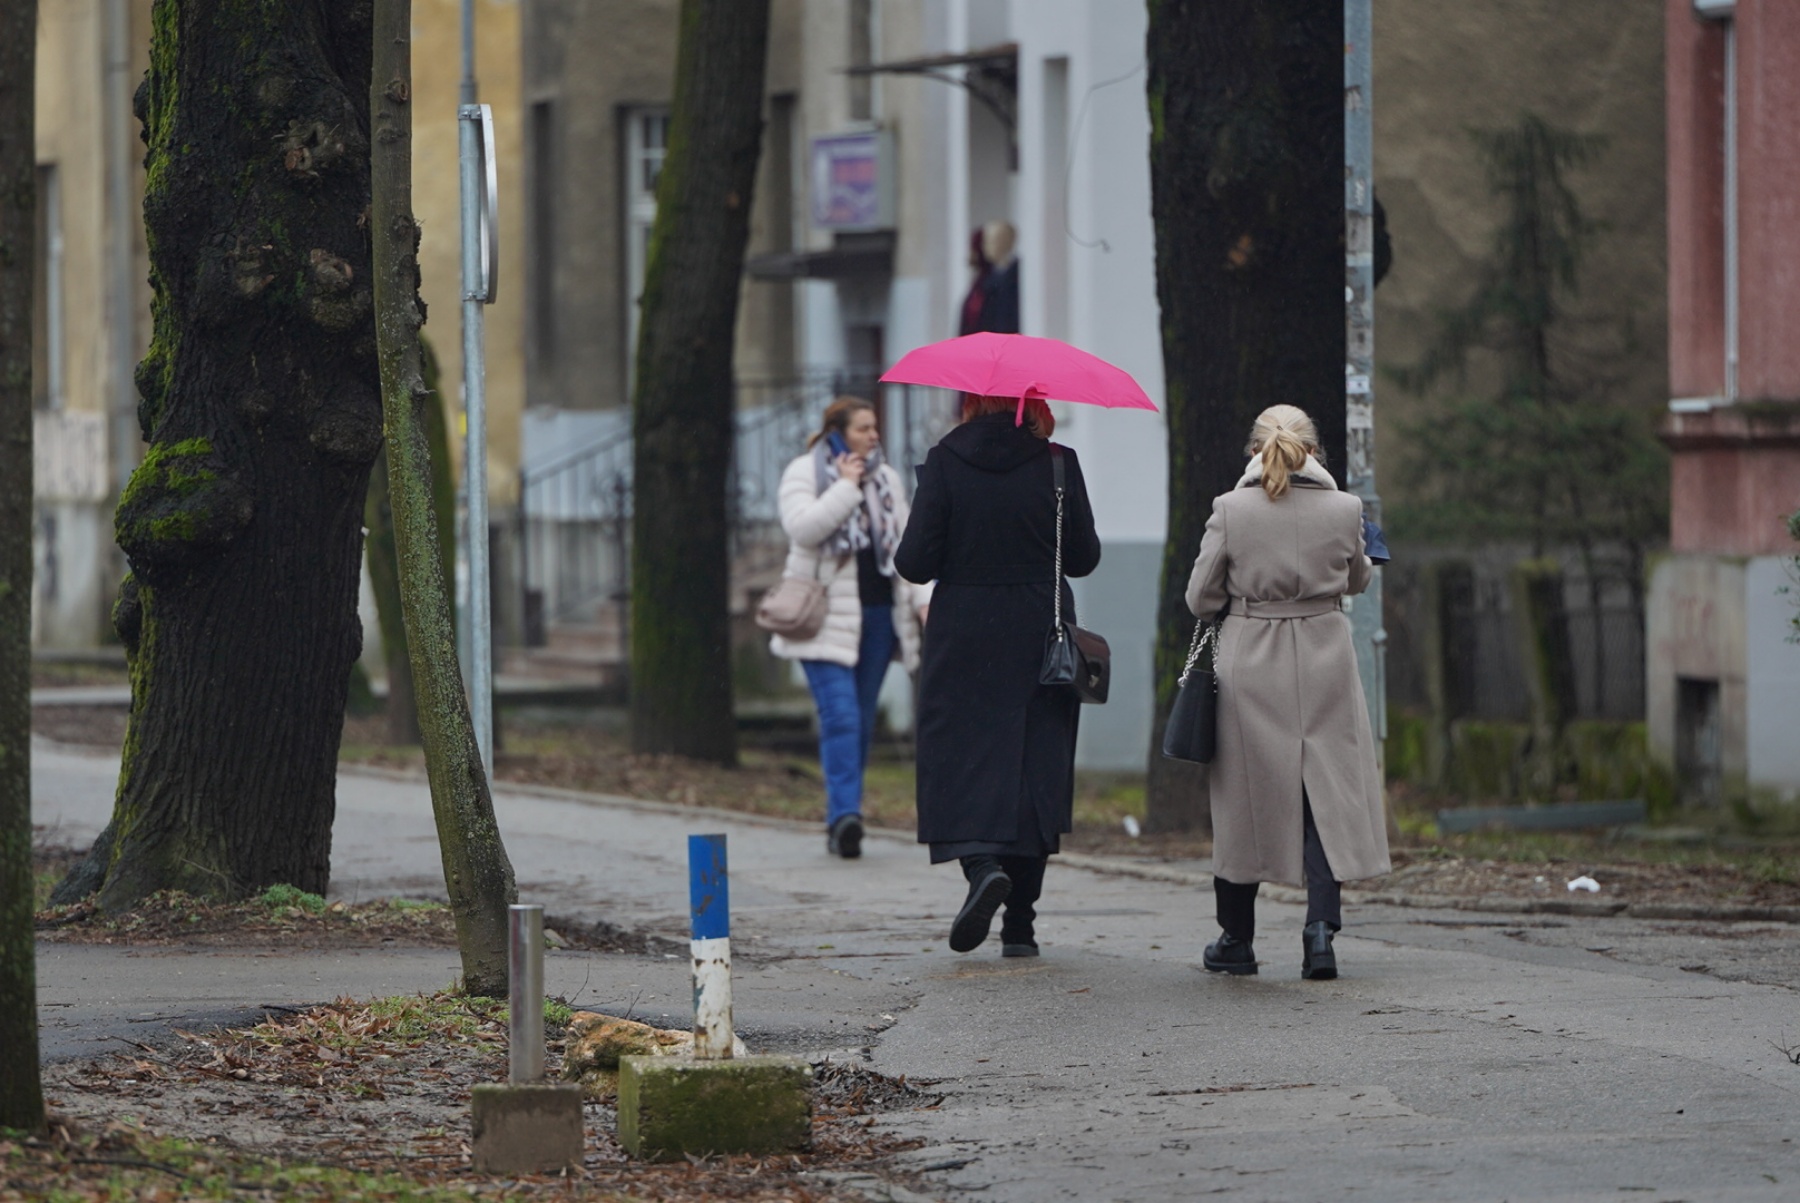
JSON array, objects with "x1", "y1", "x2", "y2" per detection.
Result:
[
  {"x1": 746, "y1": 231, "x2": 895, "y2": 281},
  {"x1": 845, "y1": 42, "x2": 1017, "y2": 134}
]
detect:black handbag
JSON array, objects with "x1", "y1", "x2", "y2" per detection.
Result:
[
  {"x1": 1037, "y1": 446, "x2": 1111, "y2": 704},
  {"x1": 1161, "y1": 616, "x2": 1220, "y2": 763}
]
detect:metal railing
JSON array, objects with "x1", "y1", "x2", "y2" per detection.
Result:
[{"x1": 516, "y1": 372, "x2": 960, "y2": 652}]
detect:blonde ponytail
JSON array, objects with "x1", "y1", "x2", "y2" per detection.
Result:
[{"x1": 1247, "y1": 405, "x2": 1321, "y2": 501}]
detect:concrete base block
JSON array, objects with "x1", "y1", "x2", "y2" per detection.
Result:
[
  {"x1": 471, "y1": 1082, "x2": 585, "y2": 1174},
  {"x1": 617, "y1": 1054, "x2": 813, "y2": 1161}
]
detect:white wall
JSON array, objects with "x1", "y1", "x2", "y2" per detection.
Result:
[{"x1": 1746, "y1": 556, "x2": 1800, "y2": 797}]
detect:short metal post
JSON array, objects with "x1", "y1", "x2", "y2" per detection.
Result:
[
  {"x1": 507, "y1": 904, "x2": 545, "y2": 1083},
  {"x1": 688, "y1": 834, "x2": 733, "y2": 1060}
]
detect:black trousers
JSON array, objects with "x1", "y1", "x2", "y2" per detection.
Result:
[
  {"x1": 1213, "y1": 798, "x2": 1340, "y2": 942},
  {"x1": 961, "y1": 853, "x2": 1048, "y2": 943}
]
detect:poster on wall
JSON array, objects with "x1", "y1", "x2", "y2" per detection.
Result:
[{"x1": 810, "y1": 130, "x2": 895, "y2": 231}]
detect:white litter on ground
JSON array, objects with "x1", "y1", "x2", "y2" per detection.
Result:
[{"x1": 1566, "y1": 875, "x2": 1601, "y2": 893}]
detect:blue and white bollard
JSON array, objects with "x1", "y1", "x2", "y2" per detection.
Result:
[{"x1": 688, "y1": 833, "x2": 733, "y2": 1060}]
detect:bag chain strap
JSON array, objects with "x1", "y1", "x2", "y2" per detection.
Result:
[{"x1": 1178, "y1": 619, "x2": 1216, "y2": 686}]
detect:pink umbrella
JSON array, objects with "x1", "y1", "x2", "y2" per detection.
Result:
[{"x1": 879, "y1": 332, "x2": 1158, "y2": 425}]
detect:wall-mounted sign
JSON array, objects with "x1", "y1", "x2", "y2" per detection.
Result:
[{"x1": 810, "y1": 129, "x2": 895, "y2": 231}]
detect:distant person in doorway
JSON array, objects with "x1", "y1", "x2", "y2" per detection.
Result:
[
  {"x1": 1184, "y1": 405, "x2": 1389, "y2": 980},
  {"x1": 957, "y1": 221, "x2": 1021, "y2": 336},
  {"x1": 958, "y1": 228, "x2": 992, "y2": 335},
  {"x1": 771, "y1": 396, "x2": 932, "y2": 858},
  {"x1": 896, "y1": 393, "x2": 1100, "y2": 956}
]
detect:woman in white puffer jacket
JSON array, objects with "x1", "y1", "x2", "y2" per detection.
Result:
[{"x1": 771, "y1": 396, "x2": 932, "y2": 858}]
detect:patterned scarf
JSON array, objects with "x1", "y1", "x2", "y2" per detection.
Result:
[{"x1": 814, "y1": 441, "x2": 902, "y2": 575}]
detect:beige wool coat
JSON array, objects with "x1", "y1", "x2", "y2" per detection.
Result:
[{"x1": 1184, "y1": 455, "x2": 1389, "y2": 887}]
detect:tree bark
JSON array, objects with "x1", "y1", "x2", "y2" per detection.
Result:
[
  {"x1": 371, "y1": 0, "x2": 516, "y2": 996},
  {"x1": 0, "y1": 0, "x2": 43, "y2": 1133},
  {"x1": 364, "y1": 336, "x2": 455, "y2": 745},
  {"x1": 1142, "y1": 0, "x2": 1343, "y2": 832},
  {"x1": 629, "y1": 0, "x2": 771, "y2": 763},
  {"x1": 53, "y1": 0, "x2": 382, "y2": 910}
]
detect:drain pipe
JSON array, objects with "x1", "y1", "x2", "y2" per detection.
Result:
[{"x1": 106, "y1": 0, "x2": 136, "y2": 494}]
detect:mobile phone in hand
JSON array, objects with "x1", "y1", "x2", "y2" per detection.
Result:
[{"x1": 826, "y1": 432, "x2": 850, "y2": 458}]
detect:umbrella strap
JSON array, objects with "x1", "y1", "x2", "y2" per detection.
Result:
[{"x1": 1051, "y1": 446, "x2": 1065, "y2": 631}]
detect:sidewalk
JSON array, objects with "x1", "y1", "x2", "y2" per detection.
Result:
[{"x1": 33, "y1": 737, "x2": 1800, "y2": 1201}]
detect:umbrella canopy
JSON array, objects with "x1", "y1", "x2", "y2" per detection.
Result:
[{"x1": 879, "y1": 333, "x2": 1157, "y2": 419}]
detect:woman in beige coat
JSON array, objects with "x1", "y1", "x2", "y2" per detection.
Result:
[
  {"x1": 771, "y1": 396, "x2": 931, "y2": 858},
  {"x1": 1185, "y1": 405, "x2": 1388, "y2": 979}
]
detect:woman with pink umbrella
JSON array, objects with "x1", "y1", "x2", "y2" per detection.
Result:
[{"x1": 888, "y1": 333, "x2": 1153, "y2": 955}]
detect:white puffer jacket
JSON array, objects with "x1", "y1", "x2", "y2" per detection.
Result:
[{"x1": 768, "y1": 452, "x2": 933, "y2": 671}]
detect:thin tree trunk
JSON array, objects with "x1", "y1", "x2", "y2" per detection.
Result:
[
  {"x1": 0, "y1": 0, "x2": 43, "y2": 1133},
  {"x1": 371, "y1": 0, "x2": 516, "y2": 996},
  {"x1": 365, "y1": 336, "x2": 455, "y2": 745},
  {"x1": 1143, "y1": 0, "x2": 1342, "y2": 832},
  {"x1": 629, "y1": 0, "x2": 771, "y2": 763},
  {"x1": 54, "y1": 0, "x2": 381, "y2": 911}
]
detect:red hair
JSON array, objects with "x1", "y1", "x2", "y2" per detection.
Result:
[{"x1": 960, "y1": 393, "x2": 1055, "y2": 440}]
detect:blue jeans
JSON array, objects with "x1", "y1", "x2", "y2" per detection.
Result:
[{"x1": 802, "y1": 606, "x2": 898, "y2": 827}]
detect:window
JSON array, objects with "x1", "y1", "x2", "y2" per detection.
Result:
[
  {"x1": 530, "y1": 101, "x2": 558, "y2": 368},
  {"x1": 1676, "y1": 676, "x2": 1722, "y2": 806},
  {"x1": 33, "y1": 163, "x2": 63, "y2": 411},
  {"x1": 624, "y1": 108, "x2": 671, "y2": 389}
]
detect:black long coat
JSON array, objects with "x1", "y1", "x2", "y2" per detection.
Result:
[{"x1": 894, "y1": 413, "x2": 1101, "y2": 861}]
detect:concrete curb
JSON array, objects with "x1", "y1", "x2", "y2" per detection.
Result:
[
  {"x1": 1054, "y1": 851, "x2": 1800, "y2": 925},
  {"x1": 339, "y1": 765, "x2": 1800, "y2": 927}
]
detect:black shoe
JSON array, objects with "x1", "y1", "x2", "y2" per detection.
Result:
[
  {"x1": 1302, "y1": 921, "x2": 1337, "y2": 980},
  {"x1": 1001, "y1": 940, "x2": 1039, "y2": 958},
  {"x1": 949, "y1": 868, "x2": 1012, "y2": 953},
  {"x1": 827, "y1": 814, "x2": 864, "y2": 859},
  {"x1": 1202, "y1": 932, "x2": 1258, "y2": 975}
]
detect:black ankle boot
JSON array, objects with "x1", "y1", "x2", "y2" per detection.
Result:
[
  {"x1": 950, "y1": 860, "x2": 1012, "y2": 953},
  {"x1": 1202, "y1": 931, "x2": 1257, "y2": 975},
  {"x1": 1301, "y1": 921, "x2": 1338, "y2": 980},
  {"x1": 999, "y1": 919, "x2": 1038, "y2": 958}
]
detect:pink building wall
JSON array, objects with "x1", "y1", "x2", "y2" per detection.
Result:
[
  {"x1": 1664, "y1": 0, "x2": 1800, "y2": 556},
  {"x1": 1665, "y1": 1, "x2": 1725, "y2": 400}
]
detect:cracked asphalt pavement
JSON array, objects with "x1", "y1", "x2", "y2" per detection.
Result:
[{"x1": 33, "y1": 737, "x2": 1800, "y2": 1201}]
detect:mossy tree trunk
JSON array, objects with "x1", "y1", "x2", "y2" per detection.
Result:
[
  {"x1": 371, "y1": 0, "x2": 516, "y2": 996},
  {"x1": 52, "y1": 0, "x2": 382, "y2": 911},
  {"x1": 364, "y1": 336, "x2": 456, "y2": 746},
  {"x1": 0, "y1": 0, "x2": 43, "y2": 1133},
  {"x1": 1142, "y1": 0, "x2": 1343, "y2": 832},
  {"x1": 629, "y1": 0, "x2": 771, "y2": 763}
]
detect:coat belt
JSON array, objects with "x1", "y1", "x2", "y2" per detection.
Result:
[{"x1": 1229, "y1": 597, "x2": 1342, "y2": 619}]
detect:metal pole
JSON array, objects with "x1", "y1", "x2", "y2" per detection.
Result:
[
  {"x1": 1345, "y1": 0, "x2": 1386, "y2": 751},
  {"x1": 459, "y1": 0, "x2": 495, "y2": 769},
  {"x1": 507, "y1": 904, "x2": 546, "y2": 1083},
  {"x1": 688, "y1": 834, "x2": 733, "y2": 1060}
]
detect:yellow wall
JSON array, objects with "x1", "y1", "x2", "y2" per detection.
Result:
[{"x1": 414, "y1": 0, "x2": 525, "y2": 506}]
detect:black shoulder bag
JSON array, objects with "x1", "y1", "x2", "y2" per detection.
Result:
[
  {"x1": 1161, "y1": 614, "x2": 1221, "y2": 763},
  {"x1": 1037, "y1": 446, "x2": 1111, "y2": 704}
]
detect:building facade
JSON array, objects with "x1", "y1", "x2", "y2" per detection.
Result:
[
  {"x1": 1649, "y1": 0, "x2": 1800, "y2": 805},
  {"x1": 28, "y1": 0, "x2": 528, "y2": 657},
  {"x1": 30, "y1": 0, "x2": 151, "y2": 650}
]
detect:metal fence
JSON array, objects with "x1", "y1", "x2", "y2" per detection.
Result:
[
  {"x1": 516, "y1": 373, "x2": 961, "y2": 646},
  {"x1": 1383, "y1": 548, "x2": 1647, "y2": 723}
]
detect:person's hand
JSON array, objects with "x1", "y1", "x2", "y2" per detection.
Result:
[{"x1": 836, "y1": 453, "x2": 866, "y2": 485}]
